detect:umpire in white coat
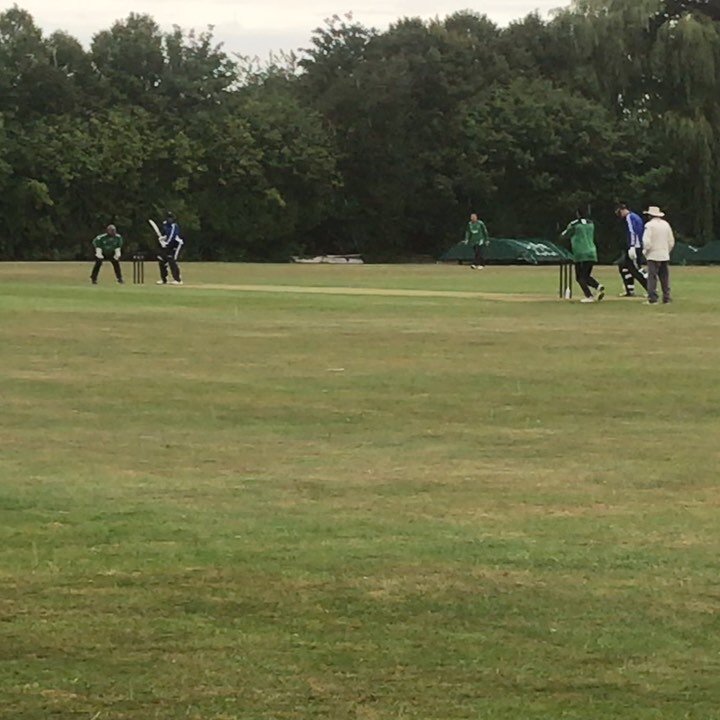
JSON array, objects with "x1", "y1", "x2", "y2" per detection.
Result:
[{"x1": 642, "y1": 206, "x2": 675, "y2": 305}]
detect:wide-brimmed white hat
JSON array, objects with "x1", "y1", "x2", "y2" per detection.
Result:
[{"x1": 644, "y1": 206, "x2": 665, "y2": 217}]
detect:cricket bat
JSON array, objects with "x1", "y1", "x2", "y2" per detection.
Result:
[
  {"x1": 148, "y1": 219, "x2": 161, "y2": 238},
  {"x1": 148, "y1": 219, "x2": 167, "y2": 247}
]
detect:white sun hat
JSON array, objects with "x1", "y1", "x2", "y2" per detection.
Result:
[{"x1": 644, "y1": 206, "x2": 665, "y2": 217}]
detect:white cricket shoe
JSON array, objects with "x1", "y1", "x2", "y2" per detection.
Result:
[
  {"x1": 156, "y1": 280, "x2": 167, "y2": 285},
  {"x1": 470, "y1": 265, "x2": 484, "y2": 270},
  {"x1": 171, "y1": 280, "x2": 183, "y2": 285},
  {"x1": 580, "y1": 297, "x2": 595, "y2": 303}
]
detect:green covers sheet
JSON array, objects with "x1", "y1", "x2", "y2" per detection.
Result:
[
  {"x1": 440, "y1": 238, "x2": 574, "y2": 265},
  {"x1": 671, "y1": 241, "x2": 720, "y2": 265}
]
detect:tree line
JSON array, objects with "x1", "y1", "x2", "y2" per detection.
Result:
[{"x1": 0, "y1": 0, "x2": 719, "y2": 261}]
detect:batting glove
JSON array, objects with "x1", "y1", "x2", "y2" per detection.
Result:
[
  {"x1": 628, "y1": 247, "x2": 637, "y2": 262},
  {"x1": 95, "y1": 248, "x2": 104, "y2": 259},
  {"x1": 113, "y1": 248, "x2": 121, "y2": 260}
]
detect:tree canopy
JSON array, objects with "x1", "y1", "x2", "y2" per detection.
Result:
[{"x1": 0, "y1": 2, "x2": 719, "y2": 261}]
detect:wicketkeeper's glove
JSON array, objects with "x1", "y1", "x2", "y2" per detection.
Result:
[
  {"x1": 113, "y1": 248, "x2": 121, "y2": 260},
  {"x1": 95, "y1": 248, "x2": 104, "y2": 259}
]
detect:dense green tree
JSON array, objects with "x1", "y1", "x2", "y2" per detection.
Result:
[
  {"x1": 298, "y1": 13, "x2": 510, "y2": 256},
  {"x1": 91, "y1": 14, "x2": 165, "y2": 108},
  {"x1": 563, "y1": 0, "x2": 720, "y2": 240},
  {"x1": 1, "y1": 3, "x2": 720, "y2": 259},
  {"x1": 0, "y1": 6, "x2": 80, "y2": 117},
  {"x1": 460, "y1": 79, "x2": 637, "y2": 248},
  {"x1": 161, "y1": 27, "x2": 237, "y2": 109}
]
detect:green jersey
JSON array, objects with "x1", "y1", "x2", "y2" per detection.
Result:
[
  {"x1": 465, "y1": 220, "x2": 489, "y2": 246},
  {"x1": 561, "y1": 219, "x2": 597, "y2": 263},
  {"x1": 92, "y1": 233, "x2": 123, "y2": 253}
]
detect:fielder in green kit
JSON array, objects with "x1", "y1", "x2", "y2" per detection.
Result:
[
  {"x1": 561, "y1": 209, "x2": 604, "y2": 303},
  {"x1": 90, "y1": 225, "x2": 124, "y2": 284},
  {"x1": 462, "y1": 212, "x2": 490, "y2": 269}
]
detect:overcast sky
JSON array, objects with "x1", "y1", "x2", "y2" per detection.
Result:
[{"x1": 7, "y1": 1, "x2": 572, "y2": 57}]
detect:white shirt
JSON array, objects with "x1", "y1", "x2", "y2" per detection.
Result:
[{"x1": 643, "y1": 217, "x2": 675, "y2": 262}]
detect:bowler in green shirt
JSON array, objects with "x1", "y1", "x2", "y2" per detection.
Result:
[{"x1": 561, "y1": 209, "x2": 604, "y2": 303}]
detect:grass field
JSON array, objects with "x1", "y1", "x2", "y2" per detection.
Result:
[{"x1": 1, "y1": 262, "x2": 720, "y2": 720}]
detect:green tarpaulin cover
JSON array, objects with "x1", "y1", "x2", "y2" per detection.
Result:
[
  {"x1": 672, "y1": 241, "x2": 720, "y2": 265},
  {"x1": 440, "y1": 238, "x2": 573, "y2": 265}
]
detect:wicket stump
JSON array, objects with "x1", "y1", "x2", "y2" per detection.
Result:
[
  {"x1": 558, "y1": 262, "x2": 573, "y2": 299},
  {"x1": 133, "y1": 254, "x2": 145, "y2": 284}
]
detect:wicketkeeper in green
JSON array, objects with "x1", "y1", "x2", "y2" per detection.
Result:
[
  {"x1": 462, "y1": 212, "x2": 490, "y2": 269},
  {"x1": 90, "y1": 225, "x2": 124, "y2": 284}
]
